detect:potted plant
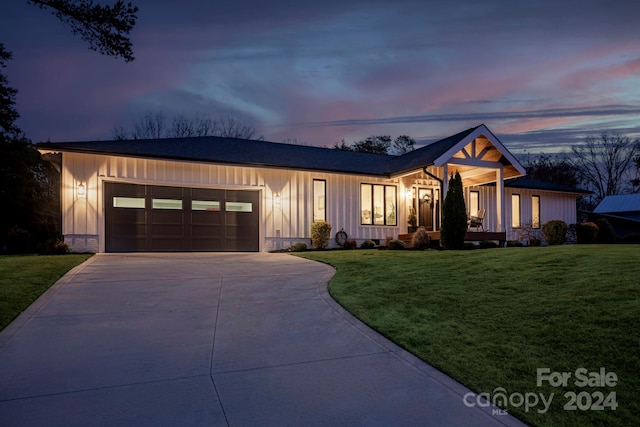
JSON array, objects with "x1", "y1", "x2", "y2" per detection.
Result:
[{"x1": 408, "y1": 208, "x2": 417, "y2": 233}]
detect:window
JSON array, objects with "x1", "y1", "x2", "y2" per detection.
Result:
[
  {"x1": 113, "y1": 197, "x2": 145, "y2": 209},
  {"x1": 511, "y1": 194, "x2": 521, "y2": 228},
  {"x1": 192, "y1": 200, "x2": 220, "y2": 211},
  {"x1": 532, "y1": 195, "x2": 540, "y2": 229},
  {"x1": 313, "y1": 179, "x2": 326, "y2": 222},
  {"x1": 226, "y1": 201, "x2": 252, "y2": 212},
  {"x1": 152, "y1": 198, "x2": 183, "y2": 210},
  {"x1": 469, "y1": 191, "x2": 480, "y2": 216},
  {"x1": 361, "y1": 184, "x2": 397, "y2": 226}
]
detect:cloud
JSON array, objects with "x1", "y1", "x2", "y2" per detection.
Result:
[{"x1": 296, "y1": 105, "x2": 640, "y2": 127}]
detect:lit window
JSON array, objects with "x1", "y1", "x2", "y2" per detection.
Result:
[
  {"x1": 469, "y1": 191, "x2": 480, "y2": 216},
  {"x1": 192, "y1": 200, "x2": 220, "y2": 211},
  {"x1": 226, "y1": 202, "x2": 252, "y2": 212},
  {"x1": 361, "y1": 184, "x2": 397, "y2": 226},
  {"x1": 313, "y1": 179, "x2": 326, "y2": 222},
  {"x1": 113, "y1": 197, "x2": 145, "y2": 209},
  {"x1": 532, "y1": 196, "x2": 540, "y2": 229},
  {"x1": 152, "y1": 199, "x2": 183, "y2": 210},
  {"x1": 511, "y1": 194, "x2": 521, "y2": 228}
]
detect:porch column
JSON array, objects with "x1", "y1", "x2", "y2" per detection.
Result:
[{"x1": 495, "y1": 167, "x2": 504, "y2": 232}]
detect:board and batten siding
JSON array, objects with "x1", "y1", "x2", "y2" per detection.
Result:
[
  {"x1": 467, "y1": 185, "x2": 579, "y2": 241},
  {"x1": 61, "y1": 152, "x2": 400, "y2": 252}
]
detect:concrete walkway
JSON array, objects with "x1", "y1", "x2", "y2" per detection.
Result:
[{"x1": 0, "y1": 253, "x2": 526, "y2": 426}]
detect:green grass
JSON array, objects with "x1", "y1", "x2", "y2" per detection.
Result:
[
  {"x1": 0, "y1": 254, "x2": 92, "y2": 331},
  {"x1": 297, "y1": 246, "x2": 639, "y2": 427}
]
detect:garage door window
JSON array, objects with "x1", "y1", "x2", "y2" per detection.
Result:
[
  {"x1": 152, "y1": 199, "x2": 183, "y2": 210},
  {"x1": 226, "y1": 201, "x2": 252, "y2": 212},
  {"x1": 113, "y1": 197, "x2": 145, "y2": 208},
  {"x1": 192, "y1": 200, "x2": 220, "y2": 211}
]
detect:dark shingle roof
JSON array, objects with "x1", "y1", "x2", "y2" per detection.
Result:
[
  {"x1": 387, "y1": 126, "x2": 479, "y2": 175},
  {"x1": 36, "y1": 128, "x2": 479, "y2": 177},
  {"x1": 37, "y1": 136, "x2": 394, "y2": 176},
  {"x1": 503, "y1": 177, "x2": 591, "y2": 194}
]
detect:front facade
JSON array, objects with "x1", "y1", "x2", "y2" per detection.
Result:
[{"x1": 38, "y1": 124, "x2": 587, "y2": 252}]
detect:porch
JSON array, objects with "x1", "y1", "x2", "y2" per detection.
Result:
[{"x1": 398, "y1": 231, "x2": 507, "y2": 248}]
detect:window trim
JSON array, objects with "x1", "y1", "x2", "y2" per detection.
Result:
[
  {"x1": 469, "y1": 190, "x2": 480, "y2": 217},
  {"x1": 360, "y1": 183, "x2": 397, "y2": 226},
  {"x1": 511, "y1": 194, "x2": 521, "y2": 228},
  {"x1": 532, "y1": 195, "x2": 541, "y2": 229},
  {"x1": 313, "y1": 179, "x2": 326, "y2": 222}
]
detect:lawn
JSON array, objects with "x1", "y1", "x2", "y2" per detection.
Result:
[
  {"x1": 297, "y1": 245, "x2": 639, "y2": 427},
  {"x1": 0, "y1": 254, "x2": 92, "y2": 331}
]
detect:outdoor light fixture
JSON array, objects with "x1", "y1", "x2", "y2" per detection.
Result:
[
  {"x1": 405, "y1": 188, "x2": 413, "y2": 199},
  {"x1": 274, "y1": 193, "x2": 281, "y2": 207},
  {"x1": 77, "y1": 182, "x2": 86, "y2": 197}
]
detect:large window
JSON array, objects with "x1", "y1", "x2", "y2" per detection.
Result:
[
  {"x1": 313, "y1": 179, "x2": 326, "y2": 222},
  {"x1": 532, "y1": 195, "x2": 541, "y2": 229},
  {"x1": 469, "y1": 191, "x2": 480, "y2": 216},
  {"x1": 511, "y1": 194, "x2": 521, "y2": 228},
  {"x1": 361, "y1": 184, "x2": 397, "y2": 226}
]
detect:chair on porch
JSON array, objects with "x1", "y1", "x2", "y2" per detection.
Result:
[{"x1": 468, "y1": 209, "x2": 485, "y2": 231}]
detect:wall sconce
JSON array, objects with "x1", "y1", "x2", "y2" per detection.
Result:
[
  {"x1": 274, "y1": 192, "x2": 281, "y2": 207},
  {"x1": 77, "y1": 182, "x2": 86, "y2": 197},
  {"x1": 405, "y1": 188, "x2": 413, "y2": 199}
]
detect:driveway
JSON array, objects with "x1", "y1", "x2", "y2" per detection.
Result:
[{"x1": 0, "y1": 253, "x2": 525, "y2": 426}]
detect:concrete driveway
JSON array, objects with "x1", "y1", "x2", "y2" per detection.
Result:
[{"x1": 0, "y1": 253, "x2": 525, "y2": 426}]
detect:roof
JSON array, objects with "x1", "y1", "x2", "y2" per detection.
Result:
[
  {"x1": 37, "y1": 136, "x2": 394, "y2": 176},
  {"x1": 503, "y1": 177, "x2": 592, "y2": 194},
  {"x1": 34, "y1": 124, "x2": 523, "y2": 181},
  {"x1": 387, "y1": 126, "x2": 479, "y2": 175},
  {"x1": 594, "y1": 194, "x2": 640, "y2": 213}
]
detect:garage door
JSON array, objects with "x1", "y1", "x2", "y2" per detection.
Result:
[{"x1": 105, "y1": 183, "x2": 260, "y2": 252}]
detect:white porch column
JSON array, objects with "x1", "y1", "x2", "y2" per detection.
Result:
[{"x1": 496, "y1": 167, "x2": 504, "y2": 232}]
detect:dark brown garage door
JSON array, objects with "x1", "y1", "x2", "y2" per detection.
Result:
[{"x1": 105, "y1": 182, "x2": 259, "y2": 252}]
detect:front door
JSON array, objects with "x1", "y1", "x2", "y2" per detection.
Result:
[{"x1": 418, "y1": 188, "x2": 433, "y2": 230}]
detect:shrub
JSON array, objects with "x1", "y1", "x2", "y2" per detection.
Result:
[
  {"x1": 576, "y1": 222, "x2": 599, "y2": 244},
  {"x1": 343, "y1": 238, "x2": 357, "y2": 250},
  {"x1": 529, "y1": 238, "x2": 541, "y2": 246},
  {"x1": 440, "y1": 172, "x2": 467, "y2": 249},
  {"x1": 311, "y1": 221, "x2": 332, "y2": 249},
  {"x1": 411, "y1": 226, "x2": 431, "y2": 249},
  {"x1": 542, "y1": 220, "x2": 568, "y2": 245},
  {"x1": 479, "y1": 240, "x2": 499, "y2": 249},
  {"x1": 387, "y1": 239, "x2": 405, "y2": 250},
  {"x1": 289, "y1": 242, "x2": 308, "y2": 252},
  {"x1": 595, "y1": 218, "x2": 615, "y2": 243},
  {"x1": 463, "y1": 242, "x2": 478, "y2": 250},
  {"x1": 54, "y1": 241, "x2": 70, "y2": 254},
  {"x1": 506, "y1": 240, "x2": 524, "y2": 247},
  {"x1": 360, "y1": 240, "x2": 376, "y2": 249}
]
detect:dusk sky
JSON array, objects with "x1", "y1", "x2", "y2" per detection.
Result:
[{"x1": 2, "y1": 0, "x2": 640, "y2": 153}]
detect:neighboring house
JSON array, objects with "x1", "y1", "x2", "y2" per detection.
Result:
[
  {"x1": 587, "y1": 194, "x2": 640, "y2": 240},
  {"x1": 36, "y1": 124, "x2": 588, "y2": 252}
]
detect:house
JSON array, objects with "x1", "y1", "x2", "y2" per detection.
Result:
[
  {"x1": 36, "y1": 124, "x2": 589, "y2": 252},
  {"x1": 587, "y1": 194, "x2": 640, "y2": 241}
]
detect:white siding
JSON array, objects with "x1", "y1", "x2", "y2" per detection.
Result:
[
  {"x1": 61, "y1": 153, "x2": 401, "y2": 252},
  {"x1": 467, "y1": 185, "x2": 579, "y2": 241}
]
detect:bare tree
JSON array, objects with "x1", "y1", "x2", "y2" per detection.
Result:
[
  {"x1": 571, "y1": 133, "x2": 640, "y2": 202},
  {"x1": 215, "y1": 116, "x2": 257, "y2": 139},
  {"x1": 169, "y1": 113, "x2": 214, "y2": 138},
  {"x1": 112, "y1": 112, "x2": 259, "y2": 140}
]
